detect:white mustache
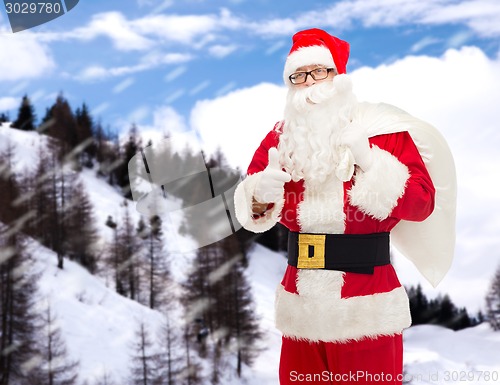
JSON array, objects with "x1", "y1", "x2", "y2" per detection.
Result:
[{"x1": 287, "y1": 79, "x2": 347, "y2": 114}]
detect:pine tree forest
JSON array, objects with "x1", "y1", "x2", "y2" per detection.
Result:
[{"x1": 0, "y1": 94, "x2": 262, "y2": 384}]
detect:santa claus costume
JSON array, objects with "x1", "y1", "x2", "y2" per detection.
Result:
[{"x1": 234, "y1": 29, "x2": 456, "y2": 385}]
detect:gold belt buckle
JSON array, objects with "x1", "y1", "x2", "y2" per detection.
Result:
[{"x1": 297, "y1": 234, "x2": 326, "y2": 269}]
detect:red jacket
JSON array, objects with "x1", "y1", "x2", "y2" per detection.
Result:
[{"x1": 235, "y1": 123, "x2": 435, "y2": 342}]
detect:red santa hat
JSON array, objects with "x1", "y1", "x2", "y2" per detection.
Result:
[{"x1": 283, "y1": 28, "x2": 350, "y2": 85}]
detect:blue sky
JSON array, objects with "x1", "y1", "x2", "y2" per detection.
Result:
[{"x1": 1, "y1": 0, "x2": 500, "y2": 134}]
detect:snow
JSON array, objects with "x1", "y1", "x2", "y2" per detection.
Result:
[
  {"x1": 0, "y1": 122, "x2": 50, "y2": 174},
  {"x1": 404, "y1": 324, "x2": 500, "y2": 384},
  {"x1": 245, "y1": 244, "x2": 287, "y2": 385},
  {"x1": 27, "y1": 239, "x2": 166, "y2": 383},
  {"x1": 2, "y1": 125, "x2": 500, "y2": 384}
]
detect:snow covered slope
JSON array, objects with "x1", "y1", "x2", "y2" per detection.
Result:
[{"x1": 27, "y1": 238, "x2": 166, "y2": 383}]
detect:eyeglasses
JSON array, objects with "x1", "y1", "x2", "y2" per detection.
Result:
[{"x1": 289, "y1": 67, "x2": 337, "y2": 84}]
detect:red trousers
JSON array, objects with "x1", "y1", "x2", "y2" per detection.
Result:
[{"x1": 279, "y1": 334, "x2": 403, "y2": 385}]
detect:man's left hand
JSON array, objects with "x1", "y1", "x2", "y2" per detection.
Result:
[{"x1": 341, "y1": 122, "x2": 373, "y2": 172}]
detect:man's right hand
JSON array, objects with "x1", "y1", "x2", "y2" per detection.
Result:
[{"x1": 254, "y1": 147, "x2": 291, "y2": 204}]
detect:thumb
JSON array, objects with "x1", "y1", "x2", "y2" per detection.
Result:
[{"x1": 267, "y1": 147, "x2": 281, "y2": 170}]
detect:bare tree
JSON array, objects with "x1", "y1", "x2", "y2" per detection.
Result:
[
  {"x1": 137, "y1": 216, "x2": 170, "y2": 310},
  {"x1": 37, "y1": 301, "x2": 79, "y2": 385},
  {"x1": 0, "y1": 147, "x2": 42, "y2": 384},
  {"x1": 183, "y1": 234, "x2": 261, "y2": 382},
  {"x1": 65, "y1": 180, "x2": 98, "y2": 273},
  {"x1": 156, "y1": 316, "x2": 183, "y2": 385},
  {"x1": 0, "y1": 226, "x2": 42, "y2": 384},
  {"x1": 42, "y1": 94, "x2": 78, "y2": 163},
  {"x1": 486, "y1": 264, "x2": 500, "y2": 331},
  {"x1": 92, "y1": 370, "x2": 118, "y2": 385},
  {"x1": 178, "y1": 321, "x2": 203, "y2": 385},
  {"x1": 128, "y1": 321, "x2": 161, "y2": 385},
  {"x1": 104, "y1": 215, "x2": 125, "y2": 296},
  {"x1": 106, "y1": 202, "x2": 141, "y2": 299}
]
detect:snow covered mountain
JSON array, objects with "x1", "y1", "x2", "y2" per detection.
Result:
[{"x1": 2, "y1": 123, "x2": 500, "y2": 384}]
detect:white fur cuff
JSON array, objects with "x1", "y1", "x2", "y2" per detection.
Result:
[
  {"x1": 348, "y1": 146, "x2": 409, "y2": 220},
  {"x1": 233, "y1": 172, "x2": 285, "y2": 233}
]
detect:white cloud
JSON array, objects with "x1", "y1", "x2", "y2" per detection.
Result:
[
  {"x1": 128, "y1": 105, "x2": 188, "y2": 142},
  {"x1": 350, "y1": 46, "x2": 499, "y2": 138},
  {"x1": 251, "y1": 0, "x2": 500, "y2": 38},
  {"x1": 91, "y1": 102, "x2": 110, "y2": 117},
  {"x1": 189, "y1": 80, "x2": 211, "y2": 95},
  {"x1": 113, "y1": 77, "x2": 135, "y2": 94},
  {"x1": 265, "y1": 41, "x2": 287, "y2": 55},
  {"x1": 152, "y1": 105, "x2": 188, "y2": 134},
  {"x1": 77, "y1": 52, "x2": 192, "y2": 81},
  {"x1": 422, "y1": 0, "x2": 500, "y2": 37},
  {"x1": 164, "y1": 89, "x2": 185, "y2": 104},
  {"x1": 446, "y1": 30, "x2": 473, "y2": 48},
  {"x1": 127, "y1": 106, "x2": 150, "y2": 124},
  {"x1": 39, "y1": 8, "x2": 242, "y2": 51},
  {"x1": 190, "y1": 82, "x2": 286, "y2": 171},
  {"x1": 410, "y1": 36, "x2": 440, "y2": 53},
  {"x1": 131, "y1": 13, "x2": 218, "y2": 44},
  {"x1": 135, "y1": 105, "x2": 202, "y2": 154},
  {"x1": 148, "y1": 0, "x2": 174, "y2": 14},
  {"x1": 0, "y1": 29, "x2": 55, "y2": 81},
  {"x1": 79, "y1": 66, "x2": 108, "y2": 80},
  {"x1": 58, "y1": 12, "x2": 154, "y2": 51},
  {"x1": 208, "y1": 44, "x2": 238, "y2": 58},
  {"x1": 0, "y1": 97, "x2": 19, "y2": 111},
  {"x1": 252, "y1": 17, "x2": 304, "y2": 36},
  {"x1": 9, "y1": 81, "x2": 30, "y2": 95},
  {"x1": 132, "y1": 8, "x2": 242, "y2": 46},
  {"x1": 164, "y1": 66, "x2": 187, "y2": 82},
  {"x1": 29, "y1": 89, "x2": 48, "y2": 104},
  {"x1": 215, "y1": 81, "x2": 237, "y2": 97},
  {"x1": 136, "y1": 0, "x2": 155, "y2": 7}
]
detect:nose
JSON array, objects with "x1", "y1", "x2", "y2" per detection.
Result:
[{"x1": 303, "y1": 73, "x2": 316, "y2": 87}]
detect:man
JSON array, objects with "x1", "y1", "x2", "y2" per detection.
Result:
[{"x1": 234, "y1": 28, "x2": 456, "y2": 384}]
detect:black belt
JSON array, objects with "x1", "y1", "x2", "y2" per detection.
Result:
[{"x1": 287, "y1": 232, "x2": 391, "y2": 274}]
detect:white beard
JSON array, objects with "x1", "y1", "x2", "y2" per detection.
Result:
[{"x1": 278, "y1": 74, "x2": 358, "y2": 186}]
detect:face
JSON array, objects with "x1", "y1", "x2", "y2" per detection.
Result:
[{"x1": 290, "y1": 64, "x2": 336, "y2": 88}]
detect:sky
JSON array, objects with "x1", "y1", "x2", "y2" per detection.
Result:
[
  {"x1": 2, "y1": 0, "x2": 500, "y2": 308},
  {"x1": 1, "y1": 0, "x2": 500, "y2": 136}
]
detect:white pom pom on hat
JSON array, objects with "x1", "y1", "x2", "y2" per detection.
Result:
[{"x1": 283, "y1": 28, "x2": 350, "y2": 85}]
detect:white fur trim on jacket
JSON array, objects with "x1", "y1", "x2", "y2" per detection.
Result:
[
  {"x1": 297, "y1": 176, "x2": 345, "y2": 234},
  {"x1": 283, "y1": 45, "x2": 336, "y2": 85},
  {"x1": 348, "y1": 146, "x2": 410, "y2": 220},
  {"x1": 234, "y1": 172, "x2": 285, "y2": 233},
  {"x1": 275, "y1": 270, "x2": 411, "y2": 342}
]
